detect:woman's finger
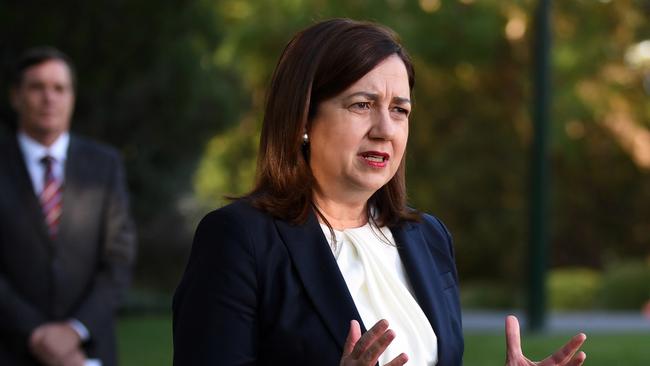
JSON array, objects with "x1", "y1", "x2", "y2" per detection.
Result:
[
  {"x1": 539, "y1": 333, "x2": 586, "y2": 366},
  {"x1": 565, "y1": 351, "x2": 586, "y2": 366},
  {"x1": 504, "y1": 315, "x2": 523, "y2": 360},
  {"x1": 384, "y1": 352, "x2": 409, "y2": 366},
  {"x1": 342, "y1": 320, "x2": 362, "y2": 357},
  {"x1": 359, "y1": 329, "x2": 395, "y2": 365},
  {"x1": 350, "y1": 319, "x2": 389, "y2": 359}
]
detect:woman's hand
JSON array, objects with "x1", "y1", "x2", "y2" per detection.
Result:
[
  {"x1": 340, "y1": 319, "x2": 408, "y2": 366},
  {"x1": 505, "y1": 315, "x2": 587, "y2": 366}
]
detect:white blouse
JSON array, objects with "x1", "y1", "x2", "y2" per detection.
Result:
[{"x1": 320, "y1": 223, "x2": 438, "y2": 366}]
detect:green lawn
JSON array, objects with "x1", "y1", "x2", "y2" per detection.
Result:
[
  {"x1": 463, "y1": 332, "x2": 650, "y2": 366},
  {"x1": 118, "y1": 316, "x2": 650, "y2": 366},
  {"x1": 118, "y1": 315, "x2": 172, "y2": 366}
]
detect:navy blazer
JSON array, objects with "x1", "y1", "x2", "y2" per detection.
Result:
[{"x1": 173, "y1": 199, "x2": 463, "y2": 365}]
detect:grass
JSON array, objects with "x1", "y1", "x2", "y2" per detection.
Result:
[
  {"x1": 118, "y1": 315, "x2": 172, "y2": 366},
  {"x1": 118, "y1": 316, "x2": 650, "y2": 366},
  {"x1": 464, "y1": 331, "x2": 650, "y2": 366}
]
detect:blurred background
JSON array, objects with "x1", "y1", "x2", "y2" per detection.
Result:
[{"x1": 2, "y1": 0, "x2": 649, "y2": 364}]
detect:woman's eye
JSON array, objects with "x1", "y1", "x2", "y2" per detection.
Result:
[
  {"x1": 351, "y1": 102, "x2": 371, "y2": 110},
  {"x1": 392, "y1": 106, "x2": 410, "y2": 116}
]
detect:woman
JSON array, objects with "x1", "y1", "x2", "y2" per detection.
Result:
[{"x1": 173, "y1": 19, "x2": 586, "y2": 366}]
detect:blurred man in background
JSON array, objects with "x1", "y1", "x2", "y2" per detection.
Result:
[{"x1": 0, "y1": 47, "x2": 136, "y2": 366}]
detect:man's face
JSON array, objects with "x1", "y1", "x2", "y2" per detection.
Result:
[{"x1": 10, "y1": 59, "x2": 75, "y2": 143}]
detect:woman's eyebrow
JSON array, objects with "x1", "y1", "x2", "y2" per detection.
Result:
[
  {"x1": 344, "y1": 91, "x2": 411, "y2": 105},
  {"x1": 392, "y1": 96, "x2": 411, "y2": 105},
  {"x1": 344, "y1": 91, "x2": 379, "y2": 101}
]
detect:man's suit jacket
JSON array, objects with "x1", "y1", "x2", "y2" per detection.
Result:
[
  {"x1": 173, "y1": 199, "x2": 463, "y2": 365},
  {"x1": 0, "y1": 134, "x2": 137, "y2": 366}
]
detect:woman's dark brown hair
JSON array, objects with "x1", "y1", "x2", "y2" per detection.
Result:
[{"x1": 247, "y1": 18, "x2": 419, "y2": 226}]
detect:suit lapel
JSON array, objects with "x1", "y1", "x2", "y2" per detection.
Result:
[
  {"x1": 57, "y1": 136, "x2": 86, "y2": 247},
  {"x1": 274, "y1": 211, "x2": 365, "y2": 351},
  {"x1": 4, "y1": 137, "x2": 52, "y2": 244},
  {"x1": 392, "y1": 222, "x2": 451, "y2": 366}
]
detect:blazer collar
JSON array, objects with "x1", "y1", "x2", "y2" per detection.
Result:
[{"x1": 274, "y1": 210, "x2": 365, "y2": 351}]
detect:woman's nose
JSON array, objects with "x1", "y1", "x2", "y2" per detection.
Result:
[{"x1": 368, "y1": 109, "x2": 395, "y2": 140}]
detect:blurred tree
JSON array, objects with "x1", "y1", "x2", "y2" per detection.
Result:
[{"x1": 551, "y1": 0, "x2": 650, "y2": 268}]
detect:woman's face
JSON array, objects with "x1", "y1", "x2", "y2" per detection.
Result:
[{"x1": 309, "y1": 54, "x2": 410, "y2": 203}]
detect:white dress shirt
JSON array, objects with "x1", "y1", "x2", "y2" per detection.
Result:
[{"x1": 17, "y1": 131, "x2": 69, "y2": 195}]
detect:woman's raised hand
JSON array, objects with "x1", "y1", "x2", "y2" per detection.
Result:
[
  {"x1": 505, "y1": 315, "x2": 587, "y2": 366},
  {"x1": 340, "y1": 319, "x2": 408, "y2": 366}
]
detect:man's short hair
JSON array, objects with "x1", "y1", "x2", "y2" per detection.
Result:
[{"x1": 10, "y1": 46, "x2": 76, "y2": 89}]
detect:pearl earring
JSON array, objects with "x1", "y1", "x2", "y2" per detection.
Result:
[{"x1": 302, "y1": 133, "x2": 309, "y2": 144}]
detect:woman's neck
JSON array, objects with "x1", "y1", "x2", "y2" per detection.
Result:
[{"x1": 312, "y1": 191, "x2": 369, "y2": 230}]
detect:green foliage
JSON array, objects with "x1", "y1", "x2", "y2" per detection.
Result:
[
  {"x1": 465, "y1": 263, "x2": 650, "y2": 311},
  {"x1": 546, "y1": 263, "x2": 650, "y2": 311},
  {"x1": 596, "y1": 260, "x2": 650, "y2": 310},
  {"x1": 193, "y1": 121, "x2": 258, "y2": 209},
  {"x1": 548, "y1": 267, "x2": 601, "y2": 310},
  {"x1": 461, "y1": 281, "x2": 519, "y2": 309},
  {"x1": 550, "y1": 0, "x2": 650, "y2": 269}
]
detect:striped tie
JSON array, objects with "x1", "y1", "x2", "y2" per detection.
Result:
[{"x1": 40, "y1": 156, "x2": 63, "y2": 239}]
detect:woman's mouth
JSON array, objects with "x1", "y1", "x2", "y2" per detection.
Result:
[{"x1": 359, "y1": 151, "x2": 390, "y2": 167}]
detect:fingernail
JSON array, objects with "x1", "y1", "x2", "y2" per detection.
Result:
[{"x1": 386, "y1": 329, "x2": 395, "y2": 339}]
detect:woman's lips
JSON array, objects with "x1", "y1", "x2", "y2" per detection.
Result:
[{"x1": 359, "y1": 151, "x2": 390, "y2": 167}]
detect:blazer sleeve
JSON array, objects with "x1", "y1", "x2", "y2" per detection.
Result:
[
  {"x1": 72, "y1": 152, "x2": 137, "y2": 338},
  {"x1": 0, "y1": 274, "x2": 48, "y2": 349},
  {"x1": 173, "y1": 208, "x2": 259, "y2": 365}
]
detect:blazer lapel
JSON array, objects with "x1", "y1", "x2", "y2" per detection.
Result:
[
  {"x1": 274, "y1": 211, "x2": 365, "y2": 351},
  {"x1": 392, "y1": 222, "x2": 452, "y2": 365},
  {"x1": 4, "y1": 137, "x2": 52, "y2": 244},
  {"x1": 56, "y1": 137, "x2": 87, "y2": 248}
]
